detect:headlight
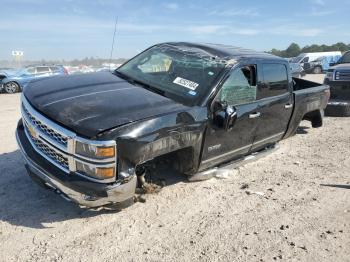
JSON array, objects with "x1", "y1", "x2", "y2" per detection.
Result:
[
  {"x1": 73, "y1": 139, "x2": 117, "y2": 181},
  {"x1": 76, "y1": 161, "x2": 115, "y2": 180},
  {"x1": 326, "y1": 72, "x2": 333, "y2": 79},
  {"x1": 75, "y1": 140, "x2": 116, "y2": 160}
]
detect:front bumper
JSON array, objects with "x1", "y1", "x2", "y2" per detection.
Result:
[{"x1": 16, "y1": 122, "x2": 137, "y2": 207}]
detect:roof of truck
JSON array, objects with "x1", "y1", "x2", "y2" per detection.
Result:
[{"x1": 161, "y1": 42, "x2": 283, "y2": 61}]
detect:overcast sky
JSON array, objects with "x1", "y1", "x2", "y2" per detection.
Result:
[{"x1": 0, "y1": 0, "x2": 349, "y2": 60}]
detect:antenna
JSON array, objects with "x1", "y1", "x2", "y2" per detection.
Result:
[{"x1": 109, "y1": 17, "x2": 118, "y2": 71}]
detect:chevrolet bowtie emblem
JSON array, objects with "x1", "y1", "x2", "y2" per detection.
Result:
[{"x1": 27, "y1": 124, "x2": 38, "y2": 139}]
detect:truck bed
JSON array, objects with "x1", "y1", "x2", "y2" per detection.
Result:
[{"x1": 284, "y1": 77, "x2": 330, "y2": 138}]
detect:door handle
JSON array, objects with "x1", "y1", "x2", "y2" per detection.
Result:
[
  {"x1": 249, "y1": 112, "x2": 261, "y2": 119},
  {"x1": 284, "y1": 103, "x2": 293, "y2": 109}
]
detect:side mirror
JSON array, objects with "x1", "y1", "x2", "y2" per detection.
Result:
[
  {"x1": 329, "y1": 62, "x2": 336, "y2": 67},
  {"x1": 212, "y1": 101, "x2": 237, "y2": 131}
]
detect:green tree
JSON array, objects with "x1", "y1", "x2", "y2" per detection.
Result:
[{"x1": 285, "y1": 43, "x2": 301, "y2": 57}]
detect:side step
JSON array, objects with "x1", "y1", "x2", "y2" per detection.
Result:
[{"x1": 188, "y1": 144, "x2": 279, "y2": 182}]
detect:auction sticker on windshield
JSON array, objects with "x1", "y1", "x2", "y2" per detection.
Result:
[{"x1": 173, "y1": 77, "x2": 199, "y2": 90}]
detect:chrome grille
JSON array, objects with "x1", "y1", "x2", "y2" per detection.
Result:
[
  {"x1": 24, "y1": 123, "x2": 69, "y2": 170},
  {"x1": 20, "y1": 95, "x2": 117, "y2": 183},
  {"x1": 335, "y1": 70, "x2": 350, "y2": 81},
  {"x1": 22, "y1": 104, "x2": 68, "y2": 147}
]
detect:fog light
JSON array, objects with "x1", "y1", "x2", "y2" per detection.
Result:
[{"x1": 96, "y1": 167, "x2": 115, "y2": 179}]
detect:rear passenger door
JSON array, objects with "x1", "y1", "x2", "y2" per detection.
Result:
[{"x1": 251, "y1": 63, "x2": 293, "y2": 151}]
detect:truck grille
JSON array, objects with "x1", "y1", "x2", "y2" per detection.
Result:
[
  {"x1": 20, "y1": 95, "x2": 117, "y2": 183},
  {"x1": 335, "y1": 70, "x2": 350, "y2": 81},
  {"x1": 22, "y1": 104, "x2": 68, "y2": 147},
  {"x1": 303, "y1": 63, "x2": 311, "y2": 70},
  {"x1": 24, "y1": 122, "x2": 69, "y2": 170}
]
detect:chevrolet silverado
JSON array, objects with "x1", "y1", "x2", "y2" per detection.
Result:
[{"x1": 16, "y1": 42, "x2": 330, "y2": 207}]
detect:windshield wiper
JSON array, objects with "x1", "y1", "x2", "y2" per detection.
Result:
[
  {"x1": 114, "y1": 70, "x2": 135, "y2": 83},
  {"x1": 134, "y1": 80, "x2": 166, "y2": 96}
]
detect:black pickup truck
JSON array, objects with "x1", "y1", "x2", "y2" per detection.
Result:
[
  {"x1": 16, "y1": 42, "x2": 330, "y2": 207},
  {"x1": 324, "y1": 51, "x2": 350, "y2": 116}
]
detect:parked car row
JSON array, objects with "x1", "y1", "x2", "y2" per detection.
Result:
[
  {"x1": 0, "y1": 65, "x2": 68, "y2": 93},
  {"x1": 0, "y1": 64, "x2": 123, "y2": 94}
]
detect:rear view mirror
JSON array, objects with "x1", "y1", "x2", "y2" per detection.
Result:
[{"x1": 212, "y1": 101, "x2": 237, "y2": 131}]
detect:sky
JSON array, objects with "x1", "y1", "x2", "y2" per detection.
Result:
[{"x1": 0, "y1": 0, "x2": 349, "y2": 60}]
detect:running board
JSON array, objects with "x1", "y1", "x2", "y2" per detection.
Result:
[{"x1": 188, "y1": 144, "x2": 279, "y2": 182}]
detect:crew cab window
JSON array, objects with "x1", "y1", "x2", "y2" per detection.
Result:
[
  {"x1": 219, "y1": 65, "x2": 257, "y2": 106},
  {"x1": 36, "y1": 67, "x2": 50, "y2": 73},
  {"x1": 259, "y1": 63, "x2": 288, "y2": 99}
]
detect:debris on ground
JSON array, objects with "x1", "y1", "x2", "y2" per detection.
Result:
[
  {"x1": 245, "y1": 190, "x2": 265, "y2": 196},
  {"x1": 240, "y1": 183, "x2": 249, "y2": 190}
]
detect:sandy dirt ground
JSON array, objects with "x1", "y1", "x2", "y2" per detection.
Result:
[{"x1": 0, "y1": 74, "x2": 349, "y2": 262}]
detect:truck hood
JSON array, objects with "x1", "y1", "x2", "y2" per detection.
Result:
[
  {"x1": 24, "y1": 72, "x2": 189, "y2": 138},
  {"x1": 330, "y1": 63, "x2": 350, "y2": 70}
]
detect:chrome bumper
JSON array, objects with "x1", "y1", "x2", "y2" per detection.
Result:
[{"x1": 16, "y1": 130, "x2": 137, "y2": 207}]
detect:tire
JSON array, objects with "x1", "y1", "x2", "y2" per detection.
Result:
[
  {"x1": 4, "y1": 81, "x2": 20, "y2": 93},
  {"x1": 325, "y1": 100, "x2": 350, "y2": 117},
  {"x1": 313, "y1": 66, "x2": 322, "y2": 74}
]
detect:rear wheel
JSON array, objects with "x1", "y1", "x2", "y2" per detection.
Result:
[
  {"x1": 313, "y1": 66, "x2": 322, "y2": 74},
  {"x1": 4, "y1": 82, "x2": 20, "y2": 93}
]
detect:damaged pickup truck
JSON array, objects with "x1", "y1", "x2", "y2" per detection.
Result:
[{"x1": 16, "y1": 42, "x2": 330, "y2": 207}]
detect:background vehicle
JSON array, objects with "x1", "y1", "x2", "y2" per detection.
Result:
[
  {"x1": 303, "y1": 55, "x2": 341, "y2": 74},
  {"x1": 289, "y1": 51, "x2": 341, "y2": 74},
  {"x1": 324, "y1": 51, "x2": 350, "y2": 116},
  {"x1": 289, "y1": 61, "x2": 305, "y2": 78},
  {"x1": 16, "y1": 42, "x2": 330, "y2": 207},
  {"x1": 1, "y1": 65, "x2": 68, "y2": 93}
]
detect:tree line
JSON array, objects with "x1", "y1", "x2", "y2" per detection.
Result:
[{"x1": 269, "y1": 42, "x2": 350, "y2": 58}]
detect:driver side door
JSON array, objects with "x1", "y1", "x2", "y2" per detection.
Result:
[{"x1": 200, "y1": 64, "x2": 261, "y2": 170}]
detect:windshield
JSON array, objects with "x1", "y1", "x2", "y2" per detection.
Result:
[
  {"x1": 338, "y1": 52, "x2": 350, "y2": 64},
  {"x1": 116, "y1": 44, "x2": 228, "y2": 106},
  {"x1": 290, "y1": 54, "x2": 304, "y2": 63}
]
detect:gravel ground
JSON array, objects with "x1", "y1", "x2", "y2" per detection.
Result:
[{"x1": 0, "y1": 74, "x2": 349, "y2": 262}]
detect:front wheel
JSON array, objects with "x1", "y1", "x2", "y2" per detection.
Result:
[
  {"x1": 4, "y1": 82, "x2": 20, "y2": 93},
  {"x1": 313, "y1": 66, "x2": 322, "y2": 74}
]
